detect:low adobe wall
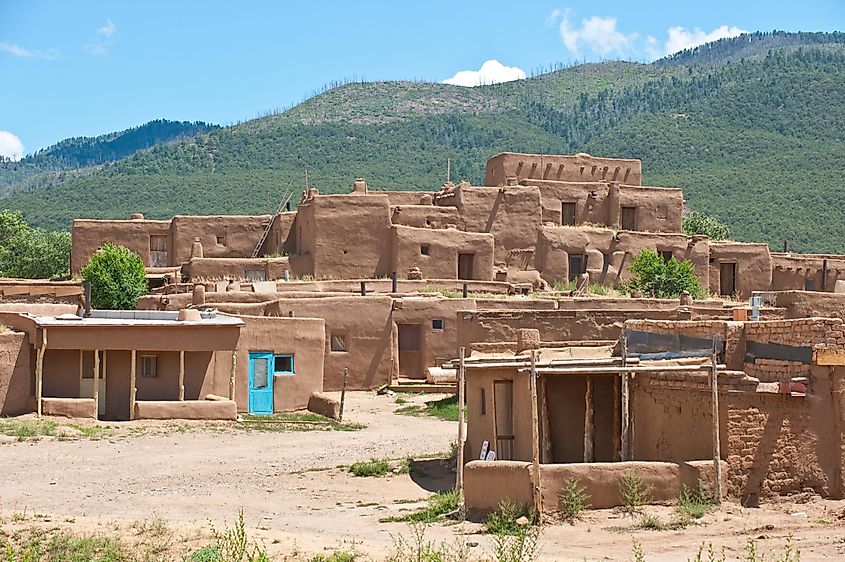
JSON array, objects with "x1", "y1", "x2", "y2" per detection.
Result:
[
  {"x1": 41, "y1": 397, "x2": 96, "y2": 419},
  {"x1": 463, "y1": 459, "x2": 728, "y2": 514},
  {"x1": 133, "y1": 399, "x2": 237, "y2": 420},
  {"x1": 307, "y1": 392, "x2": 340, "y2": 420},
  {"x1": 0, "y1": 330, "x2": 32, "y2": 416}
]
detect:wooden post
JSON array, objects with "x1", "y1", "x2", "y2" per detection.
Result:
[
  {"x1": 612, "y1": 374, "x2": 621, "y2": 461},
  {"x1": 229, "y1": 350, "x2": 237, "y2": 401},
  {"x1": 711, "y1": 336, "x2": 723, "y2": 503},
  {"x1": 35, "y1": 329, "x2": 47, "y2": 417},
  {"x1": 456, "y1": 346, "x2": 466, "y2": 493},
  {"x1": 360, "y1": 281, "x2": 366, "y2": 296},
  {"x1": 529, "y1": 351, "x2": 543, "y2": 522},
  {"x1": 621, "y1": 334, "x2": 630, "y2": 461},
  {"x1": 179, "y1": 350, "x2": 185, "y2": 401},
  {"x1": 93, "y1": 349, "x2": 99, "y2": 420},
  {"x1": 129, "y1": 350, "x2": 136, "y2": 421},
  {"x1": 539, "y1": 375, "x2": 552, "y2": 463},
  {"x1": 583, "y1": 377, "x2": 594, "y2": 463},
  {"x1": 102, "y1": 350, "x2": 107, "y2": 415},
  {"x1": 338, "y1": 367, "x2": 349, "y2": 422}
]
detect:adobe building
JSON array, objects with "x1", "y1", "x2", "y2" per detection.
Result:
[
  {"x1": 462, "y1": 315, "x2": 845, "y2": 513},
  {"x1": 0, "y1": 307, "x2": 326, "y2": 420}
]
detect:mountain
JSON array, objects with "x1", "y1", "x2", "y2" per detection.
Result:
[
  {"x1": 0, "y1": 119, "x2": 219, "y2": 194},
  {"x1": 2, "y1": 31, "x2": 844, "y2": 253}
]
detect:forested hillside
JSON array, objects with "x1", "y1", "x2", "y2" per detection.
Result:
[{"x1": 3, "y1": 32, "x2": 844, "y2": 252}]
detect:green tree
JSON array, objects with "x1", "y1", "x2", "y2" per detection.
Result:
[
  {"x1": 683, "y1": 211, "x2": 731, "y2": 240},
  {"x1": 0, "y1": 209, "x2": 70, "y2": 278},
  {"x1": 80, "y1": 244, "x2": 148, "y2": 310},
  {"x1": 627, "y1": 249, "x2": 704, "y2": 299}
]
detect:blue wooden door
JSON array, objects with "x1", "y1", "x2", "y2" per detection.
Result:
[{"x1": 248, "y1": 352, "x2": 274, "y2": 415}]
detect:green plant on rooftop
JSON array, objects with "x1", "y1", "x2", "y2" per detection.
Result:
[
  {"x1": 0, "y1": 209, "x2": 70, "y2": 279},
  {"x1": 683, "y1": 211, "x2": 731, "y2": 240},
  {"x1": 80, "y1": 243, "x2": 148, "y2": 310},
  {"x1": 626, "y1": 249, "x2": 704, "y2": 299}
]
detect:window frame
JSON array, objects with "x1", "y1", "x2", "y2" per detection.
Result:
[
  {"x1": 141, "y1": 355, "x2": 157, "y2": 378},
  {"x1": 273, "y1": 354, "x2": 294, "y2": 375},
  {"x1": 432, "y1": 318, "x2": 444, "y2": 331},
  {"x1": 330, "y1": 333, "x2": 347, "y2": 353}
]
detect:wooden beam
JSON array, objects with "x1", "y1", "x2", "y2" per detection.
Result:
[
  {"x1": 35, "y1": 329, "x2": 47, "y2": 417},
  {"x1": 711, "y1": 337, "x2": 723, "y2": 503},
  {"x1": 521, "y1": 364, "x2": 723, "y2": 375},
  {"x1": 621, "y1": 335, "x2": 630, "y2": 461},
  {"x1": 456, "y1": 346, "x2": 466, "y2": 493},
  {"x1": 229, "y1": 350, "x2": 237, "y2": 401},
  {"x1": 338, "y1": 367, "x2": 349, "y2": 422},
  {"x1": 612, "y1": 374, "x2": 621, "y2": 461},
  {"x1": 93, "y1": 349, "x2": 99, "y2": 420},
  {"x1": 539, "y1": 375, "x2": 552, "y2": 463},
  {"x1": 529, "y1": 351, "x2": 543, "y2": 522},
  {"x1": 102, "y1": 350, "x2": 107, "y2": 416},
  {"x1": 129, "y1": 350, "x2": 136, "y2": 421},
  {"x1": 584, "y1": 377, "x2": 594, "y2": 463},
  {"x1": 178, "y1": 350, "x2": 185, "y2": 401}
]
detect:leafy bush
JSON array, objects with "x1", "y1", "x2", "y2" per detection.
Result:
[
  {"x1": 80, "y1": 243, "x2": 148, "y2": 309},
  {"x1": 558, "y1": 478, "x2": 590, "y2": 524},
  {"x1": 627, "y1": 249, "x2": 704, "y2": 299},
  {"x1": 683, "y1": 211, "x2": 731, "y2": 240},
  {"x1": 349, "y1": 458, "x2": 390, "y2": 477},
  {"x1": 0, "y1": 209, "x2": 69, "y2": 278},
  {"x1": 618, "y1": 468, "x2": 652, "y2": 516},
  {"x1": 484, "y1": 500, "x2": 535, "y2": 535},
  {"x1": 677, "y1": 481, "x2": 717, "y2": 521}
]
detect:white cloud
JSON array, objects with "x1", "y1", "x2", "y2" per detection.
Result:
[
  {"x1": 443, "y1": 59, "x2": 527, "y2": 87},
  {"x1": 97, "y1": 19, "x2": 115, "y2": 39},
  {"x1": 664, "y1": 25, "x2": 747, "y2": 56},
  {"x1": 0, "y1": 131, "x2": 25, "y2": 162},
  {"x1": 555, "y1": 9, "x2": 636, "y2": 57},
  {"x1": 86, "y1": 19, "x2": 116, "y2": 56},
  {"x1": 0, "y1": 40, "x2": 59, "y2": 60}
]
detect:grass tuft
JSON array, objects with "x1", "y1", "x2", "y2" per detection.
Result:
[
  {"x1": 380, "y1": 489, "x2": 462, "y2": 523},
  {"x1": 349, "y1": 458, "x2": 391, "y2": 477}
]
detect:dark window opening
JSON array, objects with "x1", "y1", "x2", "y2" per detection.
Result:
[
  {"x1": 568, "y1": 254, "x2": 585, "y2": 282},
  {"x1": 659, "y1": 250, "x2": 673, "y2": 263},
  {"x1": 621, "y1": 206, "x2": 637, "y2": 230},
  {"x1": 141, "y1": 355, "x2": 157, "y2": 378},
  {"x1": 420, "y1": 244, "x2": 430, "y2": 256},
  {"x1": 432, "y1": 319, "x2": 444, "y2": 330},
  {"x1": 216, "y1": 235, "x2": 225, "y2": 245},
  {"x1": 562, "y1": 202, "x2": 576, "y2": 226},
  {"x1": 458, "y1": 253, "x2": 474, "y2": 280},
  {"x1": 274, "y1": 354, "x2": 294, "y2": 374},
  {"x1": 330, "y1": 334, "x2": 347, "y2": 352}
]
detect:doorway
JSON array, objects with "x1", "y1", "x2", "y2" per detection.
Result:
[
  {"x1": 493, "y1": 380, "x2": 514, "y2": 460},
  {"x1": 397, "y1": 324, "x2": 423, "y2": 379},
  {"x1": 80, "y1": 350, "x2": 106, "y2": 417},
  {"x1": 720, "y1": 263, "x2": 736, "y2": 296},
  {"x1": 248, "y1": 352, "x2": 274, "y2": 415},
  {"x1": 149, "y1": 235, "x2": 168, "y2": 267},
  {"x1": 458, "y1": 253, "x2": 474, "y2": 280}
]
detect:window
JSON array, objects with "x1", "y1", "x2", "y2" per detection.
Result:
[
  {"x1": 659, "y1": 250, "x2": 673, "y2": 263},
  {"x1": 568, "y1": 254, "x2": 585, "y2": 281},
  {"x1": 480, "y1": 387, "x2": 487, "y2": 415},
  {"x1": 561, "y1": 202, "x2": 576, "y2": 226},
  {"x1": 245, "y1": 269, "x2": 267, "y2": 282},
  {"x1": 216, "y1": 235, "x2": 226, "y2": 245},
  {"x1": 141, "y1": 355, "x2": 157, "y2": 378},
  {"x1": 432, "y1": 319, "x2": 444, "y2": 330},
  {"x1": 602, "y1": 252, "x2": 611, "y2": 272},
  {"x1": 420, "y1": 244, "x2": 430, "y2": 256},
  {"x1": 621, "y1": 206, "x2": 637, "y2": 230},
  {"x1": 274, "y1": 354, "x2": 294, "y2": 374},
  {"x1": 330, "y1": 334, "x2": 347, "y2": 352}
]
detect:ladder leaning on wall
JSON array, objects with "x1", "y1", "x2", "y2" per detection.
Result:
[{"x1": 251, "y1": 186, "x2": 295, "y2": 258}]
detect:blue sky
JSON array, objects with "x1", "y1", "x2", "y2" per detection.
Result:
[{"x1": 1, "y1": 0, "x2": 843, "y2": 157}]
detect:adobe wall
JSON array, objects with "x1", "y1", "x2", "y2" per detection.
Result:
[
  {"x1": 41, "y1": 324, "x2": 241, "y2": 353},
  {"x1": 528, "y1": 180, "x2": 682, "y2": 233},
  {"x1": 71, "y1": 218, "x2": 171, "y2": 272},
  {"x1": 743, "y1": 318, "x2": 842, "y2": 383},
  {"x1": 535, "y1": 226, "x2": 710, "y2": 288},
  {"x1": 463, "y1": 461, "x2": 533, "y2": 512},
  {"x1": 133, "y1": 399, "x2": 237, "y2": 420},
  {"x1": 390, "y1": 205, "x2": 463, "y2": 229},
  {"x1": 377, "y1": 191, "x2": 436, "y2": 206},
  {"x1": 391, "y1": 296, "x2": 476, "y2": 379},
  {"x1": 222, "y1": 315, "x2": 325, "y2": 412},
  {"x1": 181, "y1": 257, "x2": 291, "y2": 281},
  {"x1": 306, "y1": 194, "x2": 393, "y2": 279},
  {"x1": 42, "y1": 397, "x2": 96, "y2": 419},
  {"x1": 464, "y1": 367, "x2": 533, "y2": 462},
  {"x1": 710, "y1": 242, "x2": 773, "y2": 298},
  {"x1": 0, "y1": 330, "x2": 32, "y2": 416},
  {"x1": 169, "y1": 215, "x2": 270, "y2": 266},
  {"x1": 771, "y1": 253, "x2": 845, "y2": 292},
  {"x1": 484, "y1": 152, "x2": 642, "y2": 186},
  {"x1": 267, "y1": 295, "x2": 394, "y2": 390},
  {"x1": 268, "y1": 211, "x2": 297, "y2": 255},
  {"x1": 391, "y1": 225, "x2": 494, "y2": 281},
  {"x1": 774, "y1": 291, "x2": 845, "y2": 319},
  {"x1": 439, "y1": 185, "x2": 543, "y2": 266}
]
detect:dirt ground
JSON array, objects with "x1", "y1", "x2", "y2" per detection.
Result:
[{"x1": 2, "y1": 391, "x2": 845, "y2": 561}]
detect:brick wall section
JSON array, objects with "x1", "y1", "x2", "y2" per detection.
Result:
[
  {"x1": 743, "y1": 359, "x2": 810, "y2": 383},
  {"x1": 624, "y1": 319, "x2": 746, "y2": 368},
  {"x1": 745, "y1": 318, "x2": 843, "y2": 348}
]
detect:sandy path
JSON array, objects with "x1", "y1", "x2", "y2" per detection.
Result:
[{"x1": 2, "y1": 391, "x2": 845, "y2": 560}]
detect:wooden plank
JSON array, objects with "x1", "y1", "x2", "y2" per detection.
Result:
[
  {"x1": 178, "y1": 350, "x2": 185, "y2": 401},
  {"x1": 456, "y1": 347, "x2": 466, "y2": 493},
  {"x1": 102, "y1": 351, "x2": 107, "y2": 416},
  {"x1": 814, "y1": 348, "x2": 845, "y2": 366},
  {"x1": 229, "y1": 351, "x2": 237, "y2": 401},
  {"x1": 529, "y1": 351, "x2": 543, "y2": 522},
  {"x1": 539, "y1": 375, "x2": 552, "y2": 463},
  {"x1": 129, "y1": 350, "x2": 136, "y2": 421},
  {"x1": 523, "y1": 364, "x2": 724, "y2": 375},
  {"x1": 35, "y1": 329, "x2": 47, "y2": 417},
  {"x1": 93, "y1": 349, "x2": 99, "y2": 421},
  {"x1": 612, "y1": 374, "x2": 621, "y2": 461},
  {"x1": 584, "y1": 377, "x2": 594, "y2": 463},
  {"x1": 621, "y1": 335, "x2": 630, "y2": 461},
  {"x1": 711, "y1": 337, "x2": 723, "y2": 503},
  {"x1": 338, "y1": 368, "x2": 349, "y2": 422}
]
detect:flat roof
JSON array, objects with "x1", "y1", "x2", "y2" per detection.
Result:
[{"x1": 33, "y1": 310, "x2": 244, "y2": 328}]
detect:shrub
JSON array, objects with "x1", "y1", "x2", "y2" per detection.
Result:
[
  {"x1": 80, "y1": 243, "x2": 148, "y2": 309},
  {"x1": 558, "y1": 478, "x2": 590, "y2": 524},
  {"x1": 677, "y1": 481, "x2": 717, "y2": 521},
  {"x1": 349, "y1": 458, "x2": 390, "y2": 477},
  {"x1": 0, "y1": 209, "x2": 70, "y2": 279},
  {"x1": 489, "y1": 525, "x2": 541, "y2": 562},
  {"x1": 484, "y1": 500, "x2": 535, "y2": 535},
  {"x1": 637, "y1": 513, "x2": 666, "y2": 530},
  {"x1": 683, "y1": 211, "x2": 730, "y2": 240},
  {"x1": 618, "y1": 468, "x2": 652, "y2": 516},
  {"x1": 627, "y1": 249, "x2": 703, "y2": 299},
  {"x1": 381, "y1": 488, "x2": 462, "y2": 523}
]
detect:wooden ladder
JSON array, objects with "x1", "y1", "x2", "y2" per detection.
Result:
[{"x1": 251, "y1": 187, "x2": 295, "y2": 258}]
